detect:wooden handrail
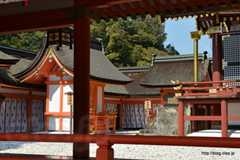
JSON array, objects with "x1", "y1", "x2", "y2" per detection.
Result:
[
  {"x1": 178, "y1": 80, "x2": 240, "y2": 85},
  {"x1": 0, "y1": 134, "x2": 239, "y2": 148},
  {"x1": 174, "y1": 80, "x2": 240, "y2": 97}
]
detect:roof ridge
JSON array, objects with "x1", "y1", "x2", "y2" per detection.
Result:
[
  {"x1": 0, "y1": 45, "x2": 36, "y2": 60},
  {"x1": 154, "y1": 53, "x2": 204, "y2": 62},
  {"x1": 12, "y1": 37, "x2": 48, "y2": 78}
]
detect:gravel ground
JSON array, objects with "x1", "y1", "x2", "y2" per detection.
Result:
[{"x1": 0, "y1": 142, "x2": 240, "y2": 160}]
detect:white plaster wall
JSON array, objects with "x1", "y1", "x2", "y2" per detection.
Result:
[
  {"x1": 48, "y1": 117, "x2": 60, "y2": 131},
  {"x1": 228, "y1": 103, "x2": 240, "y2": 125},
  {"x1": 49, "y1": 85, "x2": 60, "y2": 112},
  {"x1": 62, "y1": 118, "x2": 73, "y2": 131},
  {"x1": 63, "y1": 84, "x2": 73, "y2": 112}
]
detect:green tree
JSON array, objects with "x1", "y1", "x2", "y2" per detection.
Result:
[
  {"x1": 0, "y1": 16, "x2": 179, "y2": 66},
  {"x1": 0, "y1": 32, "x2": 44, "y2": 52},
  {"x1": 165, "y1": 44, "x2": 180, "y2": 55},
  {"x1": 91, "y1": 15, "x2": 178, "y2": 67}
]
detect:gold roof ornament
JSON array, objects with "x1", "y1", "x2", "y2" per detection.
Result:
[{"x1": 191, "y1": 31, "x2": 201, "y2": 40}]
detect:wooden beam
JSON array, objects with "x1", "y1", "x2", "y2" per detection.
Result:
[
  {"x1": 84, "y1": 0, "x2": 142, "y2": 8},
  {"x1": 0, "y1": 7, "x2": 75, "y2": 34},
  {"x1": 0, "y1": 133, "x2": 240, "y2": 148},
  {"x1": 229, "y1": 115, "x2": 240, "y2": 121},
  {"x1": 185, "y1": 115, "x2": 221, "y2": 121},
  {"x1": 73, "y1": 13, "x2": 90, "y2": 159}
]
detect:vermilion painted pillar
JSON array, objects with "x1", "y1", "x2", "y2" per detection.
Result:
[
  {"x1": 178, "y1": 101, "x2": 184, "y2": 136},
  {"x1": 212, "y1": 34, "x2": 223, "y2": 82},
  {"x1": 221, "y1": 100, "x2": 228, "y2": 137},
  {"x1": 73, "y1": 14, "x2": 90, "y2": 158},
  {"x1": 96, "y1": 141, "x2": 114, "y2": 160}
]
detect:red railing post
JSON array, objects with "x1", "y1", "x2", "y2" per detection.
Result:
[
  {"x1": 221, "y1": 99, "x2": 228, "y2": 137},
  {"x1": 96, "y1": 140, "x2": 114, "y2": 160},
  {"x1": 178, "y1": 101, "x2": 185, "y2": 136}
]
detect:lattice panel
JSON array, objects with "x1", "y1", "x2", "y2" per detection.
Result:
[
  {"x1": 223, "y1": 34, "x2": 240, "y2": 82},
  {"x1": 121, "y1": 104, "x2": 145, "y2": 129},
  {"x1": 0, "y1": 98, "x2": 27, "y2": 133},
  {"x1": 31, "y1": 100, "x2": 44, "y2": 132}
]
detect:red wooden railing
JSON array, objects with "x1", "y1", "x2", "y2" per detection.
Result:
[
  {"x1": 90, "y1": 114, "x2": 117, "y2": 134},
  {"x1": 0, "y1": 133, "x2": 240, "y2": 160},
  {"x1": 174, "y1": 80, "x2": 240, "y2": 97}
]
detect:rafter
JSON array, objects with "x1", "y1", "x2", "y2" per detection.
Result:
[{"x1": 0, "y1": 7, "x2": 74, "y2": 34}]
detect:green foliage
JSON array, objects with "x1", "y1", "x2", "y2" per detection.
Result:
[
  {"x1": 91, "y1": 15, "x2": 178, "y2": 67},
  {"x1": 0, "y1": 32, "x2": 44, "y2": 52}
]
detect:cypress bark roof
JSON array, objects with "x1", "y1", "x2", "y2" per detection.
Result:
[
  {"x1": 0, "y1": 45, "x2": 35, "y2": 60},
  {"x1": 141, "y1": 54, "x2": 210, "y2": 87},
  {"x1": 119, "y1": 66, "x2": 160, "y2": 96},
  {"x1": 10, "y1": 41, "x2": 131, "y2": 84},
  {"x1": 50, "y1": 45, "x2": 131, "y2": 84}
]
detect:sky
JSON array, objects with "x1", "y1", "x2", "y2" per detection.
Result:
[{"x1": 164, "y1": 18, "x2": 212, "y2": 56}]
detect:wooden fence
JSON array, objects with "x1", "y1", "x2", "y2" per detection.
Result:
[{"x1": 0, "y1": 133, "x2": 240, "y2": 160}]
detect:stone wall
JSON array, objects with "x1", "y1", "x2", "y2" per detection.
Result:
[
  {"x1": 141, "y1": 104, "x2": 191, "y2": 135},
  {"x1": 155, "y1": 105, "x2": 178, "y2": 135}
]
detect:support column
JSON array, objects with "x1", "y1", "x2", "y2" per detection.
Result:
[
  {"x1": 212, "y1": 33, "x2": 223, "y2": 82},
  {"x1": 96, "y1": 141, "x2": 114, "y2": 160},
  {"x1": 221, "y1": 99, "x2": 228, "y2": 137},
  {"x1": 191, "y1": 31, "x2": 201, "y2": 82},
  {"x1": 178, "y1": 101, "x2": 184, "y2": 136},
  {"x1": 73, "y1": 14, "x2": 90, "y2": 159}
]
